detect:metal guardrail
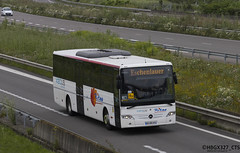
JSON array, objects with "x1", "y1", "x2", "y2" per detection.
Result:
[
  {"x1": 0, "y1": 53, "x2": 53, "y2": 72},
  {"x1": 176, "y1": 101, "x2": 240, "y2": 125},
  {"x1": 153, "y1": 43, "x2": 239, "y2": 64},
  {"x1": 0, "y1": 103, "x2": 39, "y2": 128},
  {"x1": 126, "y1": 40, "x2": 240, "y2": 64},
  {"x1": 0, "y1": 53, "x2": 239, "y2": 131}
]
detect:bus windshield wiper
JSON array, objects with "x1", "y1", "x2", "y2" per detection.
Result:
[{"x1": 127, "y1": 106, "x2": 136, "y2": 109}]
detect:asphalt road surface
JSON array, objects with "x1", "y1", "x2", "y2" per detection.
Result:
[{"x1": 0, "y1": 65, "x2": 239, "y2": 153}]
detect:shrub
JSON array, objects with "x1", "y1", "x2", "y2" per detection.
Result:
[
  {"x1": 200, "y1": 0, "x2": 240, "y2": 16},
  {"x1": 0, "y1": 107, "x2": 7, "y2": 118}
]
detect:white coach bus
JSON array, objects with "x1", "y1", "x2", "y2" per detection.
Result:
[{"x1": 53, "y1": 49, "x2": 177, "y2": 129}]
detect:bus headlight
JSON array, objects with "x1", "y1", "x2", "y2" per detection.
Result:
[
  {"x1": 122, "y1": 115, "x2": 134, "y2": 119},
  {"x1": 166, "y1": 111, "x2": 175, "y2": 117}
]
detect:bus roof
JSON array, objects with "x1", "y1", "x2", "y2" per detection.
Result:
[{"x1": 53, "y1": 49, "x2": 172, "y2": 68}]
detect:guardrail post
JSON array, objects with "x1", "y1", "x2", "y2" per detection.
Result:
[
  {"x1": 19, "y1": 112, "x2": 27, "y2": 128},
  {"x1": 163, "y1": 45, "x2": 166, "y2": 49},
  {"x1": 192, "y1": 49, "x2": 195, "y2": 57},
  {"x1": 23, "y1": 115, "x2": 26, "y2": 128},
  {"x1": 208, "y1": 51, "x2": 210, "y2": 60},
  {"x1": 224, "y1": 54, "x2": 227, "y2": 63},
  {"x1": 177, "y1": 47, "x2": 180, "y2": 55},
  {"x1": 236, "y1": 54, "x2": 239, "y2": 64},
  {"x1": 32, "y1": 119, "x2": 37, "y2": 127},
  {"x1": 6, "y1": 108, "x2": 8, "y2": 119}
]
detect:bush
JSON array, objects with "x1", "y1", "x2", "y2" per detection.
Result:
[
  {"x1": 0, "y1": 107, "x2": 7, "y2": 118},
  {"x1": 26, "y1": 128, "x2": 33, "y2": 136},
  {"x1": 200, "y1": 0, "x2": 240, "y2": 16}
]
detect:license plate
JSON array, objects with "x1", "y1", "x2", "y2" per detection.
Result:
[{"x1": 145, "y1": 121, "x2": 157, "y2": 125}]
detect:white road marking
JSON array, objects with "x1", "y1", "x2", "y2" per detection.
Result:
[
  {"x1": 144, "y1": 145, "x2": 167, "y2": 153},
  {"x1": 202, "y1": 42, "x2": 212, "y2": 45},
  {"x1": 0, "y1": 65, "x2": 52, "y2": 85},
  {"x1": 129, "y1": 39, "x2": 139, "y2": 42},
  {"x1": 0, "y1": 88, "x2": 68, "y2": 117},
  {"x1": 165, "y1": 38, "x2": 174, "y2": 40},
  {"x1": 48, "y1": 0, "x2": 54, "y2": 3},
  {"x1": 0, "y1": 66, "x2": 67, "y2": 116},
  {"x1": 177, "y1": 121, "x2": 240, "y2": 143},
  {"x1": 0, "y1": 65, "x2": 239, "y2": 143}
]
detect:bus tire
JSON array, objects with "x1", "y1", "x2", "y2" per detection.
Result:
[
  {"x1": 66, "y1": 96, "x2": 74, "y2": 116},
  {"x1": 103, "y1": 109, "x2": 112, "y2": 130}
]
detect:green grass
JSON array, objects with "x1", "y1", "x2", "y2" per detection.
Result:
[
  {"x1": 0, "y1": 124, "x2": 53, "y2": 153},
  {"x1": 0, "y1": 19, "x2": 158, "y2": 66},
  {"x1": 176, "y1": 108, "x2": 199, "y2": 121},
  {"x1": 0, "y1": 58, "x2": 52, "y2": 78},
  {"x1": 68, "y1": 0, "x2": 240, "y2": 16},
  {"x1": 0, "y1": 22, "x2": 239, "y2": 114},
  {"x1": 69, "y1": 0, "x2": 161, "y2": 10}
]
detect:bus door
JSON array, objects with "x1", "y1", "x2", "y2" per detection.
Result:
[{"x1": 75, "y1": 60, "x2": 84, "y2": 115}]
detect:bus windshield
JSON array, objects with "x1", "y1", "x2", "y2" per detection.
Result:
[{"x1": 120, "y1": 66, "x2": 175, "y2": 106}]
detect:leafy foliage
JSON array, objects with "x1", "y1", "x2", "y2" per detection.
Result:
[{"x1": 199, "y1": 0, "x2": 240, "y2": 16}]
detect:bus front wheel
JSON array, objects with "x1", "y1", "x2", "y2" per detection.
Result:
[{"x1": 103, "y1": 110, "x2": 112, "y2": 130}]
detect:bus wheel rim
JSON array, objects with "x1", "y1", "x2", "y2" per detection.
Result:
[
  {"x1": 68, "y1": 103, "x2": 71, "y2": 112},
  {"x1": 104, "y1": 114, "x2": 109, "y2": 125}
]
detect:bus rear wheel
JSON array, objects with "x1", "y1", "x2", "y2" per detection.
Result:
[
  {"x1": 103, "y1": 110, "x2": 112, "y2": 130},
  {"x1": 66, "y1": 97, "x2": 74, "y2": 116}
]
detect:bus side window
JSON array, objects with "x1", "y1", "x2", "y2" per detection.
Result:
[
  {"x1": 83, "y1": 62, "x2": 101, "y2": 88},
  {"x1": 101, "y1": 67, "x2": 114, "y2": 93}
]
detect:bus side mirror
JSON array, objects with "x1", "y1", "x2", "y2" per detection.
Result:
[
  {"x1": 173, "y1": 72, "x2": 178, "y2": 84},
  {"x1": 116, "y1": 75, "x2": 122, "y2": 89}
]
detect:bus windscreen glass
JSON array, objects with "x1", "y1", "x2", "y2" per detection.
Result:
[{"x1": 120, "y1": 66, "x2": 175, "y2": 106}]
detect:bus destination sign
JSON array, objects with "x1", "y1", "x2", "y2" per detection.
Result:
[{"x1": 130, "y1": 68, "x2": 164, "y2": 76}]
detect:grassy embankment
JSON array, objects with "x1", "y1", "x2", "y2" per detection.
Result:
[
  {"x1": 0, "y1": 124, "x2": 53, "y2": 153},
  {"x1": 1, "y1": 0, "x2": 240, "y2": 40},
  {"x1": 0, "y1": 21, "x2": 239, "y2": 115}
]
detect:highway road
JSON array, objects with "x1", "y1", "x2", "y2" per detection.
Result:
[
  {"x1": 0, "y1": 7, "x2": 240, "y2": 55},
  {"x1": 0, "y1": 65, "x2": 239, "y2": 153}
]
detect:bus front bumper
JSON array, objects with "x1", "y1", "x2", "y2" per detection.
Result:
[{"x1": 120, "y1": 115, "x2": 176, "y2": 128}]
